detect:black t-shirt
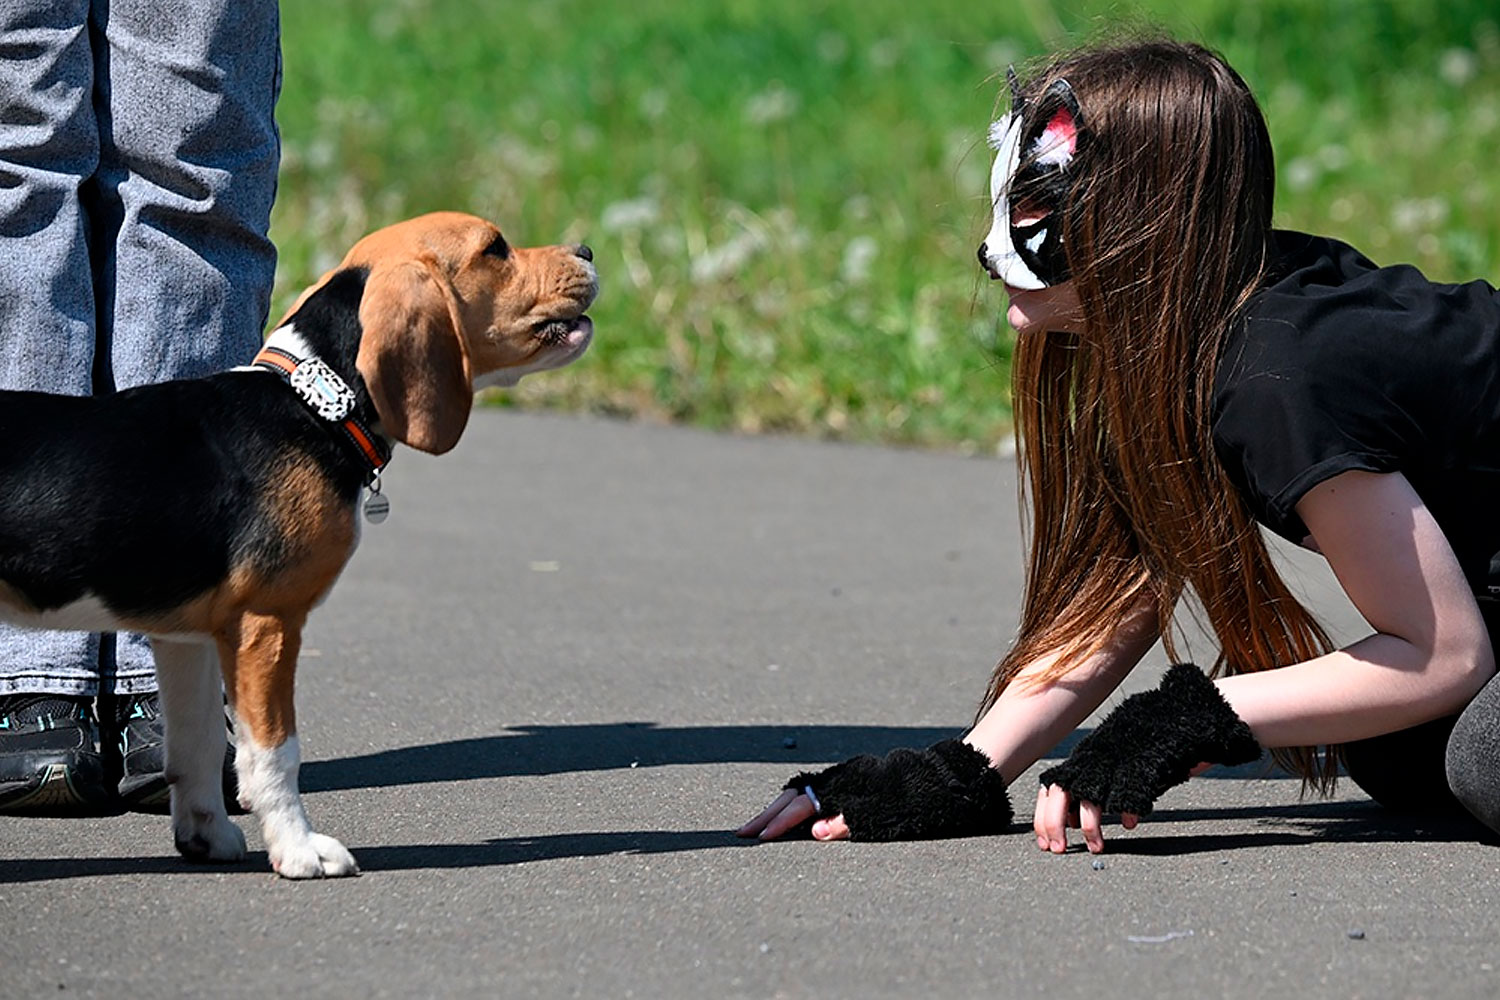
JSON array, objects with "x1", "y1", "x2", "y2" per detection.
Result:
[{"x1": 1212, "y1": 230, "x2": 1500, "y2": 591}]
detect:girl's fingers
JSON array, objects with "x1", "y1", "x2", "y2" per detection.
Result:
[
  {"x1": 1039, "y1": 783, "x2": 1072, "y2": 853},
  {"x1": 1079, "y1": 799, "x2": 1105, "y2": 854},
  {"x1": 737, "y1": 788, "x2": 799, "y2": 837},
  {"x1": 811, "y1": 814, "x2": 851, "y2": 840},
  {"x1": 757, "y1": 794, "x2": 817, "y2": 841},
  {"x1": 1033, "y1": 785, "x2": 1049, "y2": 850}
]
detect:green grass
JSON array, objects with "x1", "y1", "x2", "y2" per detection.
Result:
[{"x1": 274, "y1": 0, "x2": 1500, "y2": 451}]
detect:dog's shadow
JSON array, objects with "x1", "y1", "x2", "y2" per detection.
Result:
[
  {"x1": 301, "y1": 723, "x2": 957, "y2": 792},
  {"x1": 0, "y1": 828, "x2": 754, "y2": 883},
  {"x1": 298, "y1": 722, "x2": 1273, "y2": 793}
]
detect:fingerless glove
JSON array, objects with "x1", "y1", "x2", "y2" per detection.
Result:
[
  {"x1": 785, "y1": 738, "x2": 1013, "y2": 841},
  {"x1": 1038, "y1": 663, "x2": 1261, "y2": 817}
]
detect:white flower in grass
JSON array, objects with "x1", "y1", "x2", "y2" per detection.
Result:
[
  {"x1": 744, "y1": 85, "x2": 799, "y2": 125},
  {"x1": 1391, "y1": 197, "x2": 1448, "y2": 234},
  {"x1": 1317, "y1": 144, "x2": 1350, "y2": 170},
  {"x1": 1284, "y1": 157, "x2": 1319, "y2": 192},
  {"x1": 841, "y1": 236, "x2": 878, "y2": 285},
  {"x1": 818, "y1": 32, "x2": 849, "y2": 63},
  {"x1": 691, "y1": 230, "x2": 768, "y2": 283},
  {"x1": 1440, "y1": 48, "x2": 1478, "y2": 87},
  {"x1": 985, "y1": 39, "x2": 1023, "y2": 73},
  {"x1": 867, "y1": 39, "x2": 899, "y2": 70},
  {"x1": 600, "y1": 197, "x2": 661, "y2": 233},
  {"x1": 639, "y1": 89, "x2": 669, "y2": 121},
  {"x1": 489, "y1": 134, "x2": 553, "y2": 179}
]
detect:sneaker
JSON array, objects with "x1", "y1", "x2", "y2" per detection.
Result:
[
  {"x1": 111, "y1": 692, "x2": 242, "y2": 814},
  {"x1": 0, "y1": 694, "x2": 111, "y2": 814}
]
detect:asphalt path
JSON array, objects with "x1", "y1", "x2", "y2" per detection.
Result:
[{"x1": 2, "y1": 411, "x2": 1497, "y2": 998}]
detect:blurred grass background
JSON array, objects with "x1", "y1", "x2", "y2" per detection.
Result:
[{"x1": 273, "y1": 0, "x2": 1500, "y2": 453}]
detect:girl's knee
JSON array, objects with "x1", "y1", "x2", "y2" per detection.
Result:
[{"x1": 1445, "y1": 710, "x2": 1500, "y2": 835}]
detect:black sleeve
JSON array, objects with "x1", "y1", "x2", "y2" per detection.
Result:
[
  {"x1": 1212, "y1": 337, "x2": 1412, "y2": 542},
  {"x1": 1211, "y1": 236, "x2": 1465, "y2": 542}
]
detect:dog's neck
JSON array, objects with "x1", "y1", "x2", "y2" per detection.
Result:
[
  {"x1": 246, "y1": 268, "x2": 392, "y2": 483},
  {"x1": 268, "y1": 268, "x2": 377, "y2": 416}
]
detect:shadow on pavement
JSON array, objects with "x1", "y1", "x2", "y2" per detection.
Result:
[
  {"x1": 301, "y1": 722, "x2": 1286, "y2": 793},
  {"x1": 0, "y1": 829, "x2": 752, "y2": 883},
  {"x1": 301, "y1": 723, "x2": 957, "y2": 791},
  {"x1": 5, "y1": 804, "x2": 1489, "y2": 883},
  {"x1": 353, "y1": 829, "x2": 756, "y2": 871},
  {"x1": 1092, "y1": 799, "x2": 1498, "y2": 854}
]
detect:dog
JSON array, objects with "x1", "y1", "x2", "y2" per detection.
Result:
[{"x1": 0, "y1": 212, "x2": 597, "y2": 877}]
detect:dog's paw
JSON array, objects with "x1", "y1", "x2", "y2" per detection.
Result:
[
  {"x1": 173, "y1": 810, "x2": 247, "y2": 864},
  {"x1": 271, "y1": 832, "x2": 360, "y2": 879}
]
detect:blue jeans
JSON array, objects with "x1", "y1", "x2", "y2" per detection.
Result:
[{"x1": 0, "y1": 0, "x2": 281, "y2": 696}]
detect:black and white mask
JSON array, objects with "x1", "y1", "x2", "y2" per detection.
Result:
[{"x1": 979, "y1": 69, "x2": 1085, "y2": 290}]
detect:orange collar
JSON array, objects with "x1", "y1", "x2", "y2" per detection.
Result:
[{"x1": 253, "y1": 342, "x2": 390, "y2": 483}]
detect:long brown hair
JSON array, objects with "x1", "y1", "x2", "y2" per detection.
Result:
[{"x1": 979, "y1": 39, "x2": 1338, "y2": 789}]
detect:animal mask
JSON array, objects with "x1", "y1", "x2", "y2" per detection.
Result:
[{"x1": 982, "y1": 68, "x2": 1085, "y2": 289}]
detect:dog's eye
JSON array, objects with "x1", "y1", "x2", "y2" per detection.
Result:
[{"x1": 481, "y1": 234, "x2": 510, "y2": 259}]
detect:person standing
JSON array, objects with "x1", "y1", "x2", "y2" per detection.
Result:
[{"x1": 0, "y1": 0, "x2": 281, "y2": 811}]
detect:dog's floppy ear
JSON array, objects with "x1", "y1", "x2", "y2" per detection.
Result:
[{"x1": 355, "y1": 259, "x2": 472, "y2": 455}]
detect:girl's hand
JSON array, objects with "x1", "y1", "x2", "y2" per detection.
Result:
[
  {"x1": 739, "y1": 740, "x2": 1010, "y2": 842},
  {"x1": 736, "y1": 789, "x2": 851, "y2": 841},
  {"x1": 1033, "y1": 782, "x2": 1139, "y2": 854},
  {"x1": 1034, "y1": 760, "x2": 1210, "y2": 853}
]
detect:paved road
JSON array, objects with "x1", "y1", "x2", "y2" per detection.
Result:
[{"x1": 2, "y1": 412, "x2": 1496, "y2": 999}]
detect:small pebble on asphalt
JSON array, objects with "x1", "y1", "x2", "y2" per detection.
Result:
[
  {"x1": 1347, "y1": 930, "x2": 1366, "y2": 940},
  {"x1": 1091, "y1": 859, "x2": 1105, "y2": 870}
]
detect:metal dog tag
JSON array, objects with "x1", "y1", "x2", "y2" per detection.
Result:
[
  {"x1": 364, "y1": 475, "x2": 390, "y2": 524},
  {"x1": 364, "y1": 491, "x2": 390, "y2": 523}
]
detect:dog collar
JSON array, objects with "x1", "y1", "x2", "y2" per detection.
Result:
[{"x1": 252, "y1": 331, "x2": 391, "y2": 487}]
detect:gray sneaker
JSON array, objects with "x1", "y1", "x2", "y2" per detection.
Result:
[
  {"x1": 0, "y1": 695, "x2": 111, "y2": 814},
  {"x1": 112, "y1": 692, "x2": 242, "y2": 814}
]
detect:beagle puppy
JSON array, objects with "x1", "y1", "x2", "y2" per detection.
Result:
[{"x1": 0, "y1": 212, "x2": 597, "y2": 877}]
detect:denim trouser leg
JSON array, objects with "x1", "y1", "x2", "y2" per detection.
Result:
[
  {"x1": 0, "y1": 0, "x2": 280, "y2": 697},
  {"x1": 95, "y1": 0, "x2": 281, "y2": 693},
  {"x1": 0, "y1": 0, "x2": 106, "y2": 696},
  {"x1": 96, "y1": 0, "x2": 281, "y2": 390}
]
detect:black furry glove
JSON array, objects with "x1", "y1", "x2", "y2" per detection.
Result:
[
  {"x1": 1038, "y1": 663, "x2": 1261, "y2": 817},
  {"x1": 784, "y1": 738, "x2": 1013, "y2": 841}
]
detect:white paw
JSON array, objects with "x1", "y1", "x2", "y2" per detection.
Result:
[
  {"x1": 270, "y1": 832, "x2": 360, "y2": 879},
  {"x1": 173, "y1": 809, "x2": 247, "y2": 863}
]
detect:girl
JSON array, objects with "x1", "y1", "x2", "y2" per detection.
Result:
[{"x1": 739, "y1": 37, "x2": 1500, "y2": 853}]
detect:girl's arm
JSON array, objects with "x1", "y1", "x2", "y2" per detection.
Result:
[
  {"x1": 966, "y1": 598, "x2": 1160, "y2": 784},
  {"x1": 1038, "y1": 468, "x2": 1497, "y2": 854},
  {"x1": 1219, "y1": 469, "x2": 1494, "y2": 744},
  {"x1": 738, "y1": 596, "x2": 1160, "y2": 841}
]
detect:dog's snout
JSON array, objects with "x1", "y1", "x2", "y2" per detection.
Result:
[{"x1": 575, "y1": 243, "x2": 593, "y2": 262}]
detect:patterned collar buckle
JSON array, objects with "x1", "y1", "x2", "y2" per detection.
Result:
[{"x1": 287, "y1": 357, "x2": 356, "y2": 422}]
